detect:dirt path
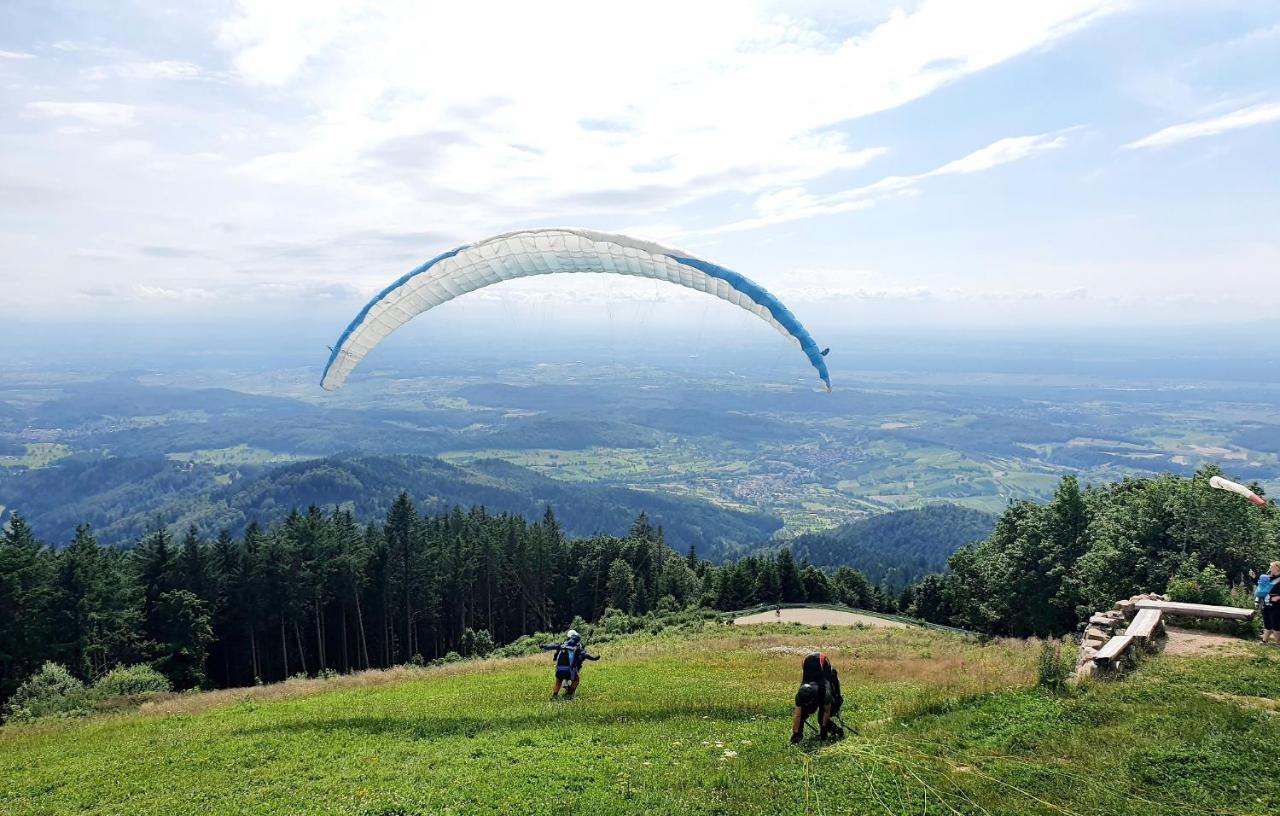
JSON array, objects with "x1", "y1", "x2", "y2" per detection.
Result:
[
  {"x1": 1163, "y1": 625, "x2": 1249, "y2": 657},
  {"x1": 733, "y1": 607, "x2": 910, "y2": 628}
]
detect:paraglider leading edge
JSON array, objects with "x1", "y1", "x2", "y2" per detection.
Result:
[{"x1": 319, "y1": 228, "x2": 832, "y2": 391}]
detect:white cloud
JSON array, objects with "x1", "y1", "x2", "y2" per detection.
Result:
[
  {"x1": 930, "y1": 134, "x2": 1068, "y2": 175},
  {"x1": 25, "y1": 101, "x2": 138, "y2": 128},
  {"x1": 1124, "y1": 101, "x2": 1280, "y2": 149},
  {"x1": 215, "y1": 0, "x2": 1116, "y2": 229},
  {"x1": 131, "y1": 284, "x2": 217, "y2": 301},
  {"x1": 0, "y1": 49, "x2": 35, "y2": 60},
  {"x1": 84, "y1": 61, "x2": 204, "y2": 81},
  {"x1": 707, "y1": 131, "x2": 1070, "y2": 233}
]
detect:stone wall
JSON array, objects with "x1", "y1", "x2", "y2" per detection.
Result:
[{"x1": 1073, "y1": 592, "x2": 1169, "y2": 678}]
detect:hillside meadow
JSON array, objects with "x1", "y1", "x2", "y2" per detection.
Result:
[{"x1": 2, "y1": 624, "x2": 1277, "y2": 815}]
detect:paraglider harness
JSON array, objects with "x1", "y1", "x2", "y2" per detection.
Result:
[
  {"x1": 549, "y1": 640, "x2": 584, "y2": 680},
  {"x1": 796, "y1": 653, "x2": 846, "y2": 740},
  {"x1": 542, "y1": 637, "x2": 598, "y2": 682}
]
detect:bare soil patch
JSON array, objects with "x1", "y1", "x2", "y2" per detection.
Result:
[
  {"x1": 733, "y1": 607, "x2": 910, "y2": 628},
  {"x1": 1163, "y1": 625, "x2": 1249, "y2": 657}
]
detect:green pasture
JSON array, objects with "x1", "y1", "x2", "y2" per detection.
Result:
[{"x1": 4, "y1": 626, "x2": 1277, "y2": 815}]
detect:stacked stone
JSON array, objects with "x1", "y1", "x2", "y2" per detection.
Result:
[
  {"x1": 1072, "y1": 592, "x2": 1171, "y2": 678},
  {"x1": 1116, "y1": 592, "x2": 1170, "y2": 615}
]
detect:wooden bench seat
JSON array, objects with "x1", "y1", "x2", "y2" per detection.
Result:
[{"x1": 1134, "y1": 600, "x2": 1253, "y2": 621}]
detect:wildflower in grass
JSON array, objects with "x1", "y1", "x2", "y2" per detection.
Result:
[{"x1": 722, "y1": 750, "x2": 738, "y2": 759}]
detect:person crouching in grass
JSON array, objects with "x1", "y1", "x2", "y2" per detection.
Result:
[{"x1": 791, "y1": 652, "x2": 843, "y2": 744}]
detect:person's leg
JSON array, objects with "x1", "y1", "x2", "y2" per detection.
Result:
[
  {"x1": 566, "y1": 677, "x2": 580, "y2": 697},
  {"x1": 551, "y1": 678, "x2": 563, "y2": 698},
  {"x1": 819, "y1": 703, "x2": 832, "y2": 735}
]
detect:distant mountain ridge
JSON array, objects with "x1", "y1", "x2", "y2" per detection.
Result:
[
  {"x1": 777, "y1": 504, "x2": 997, "y2": 588},
  {"x1": 0, "y1": 453, "x2": 781, "y2": 556}
]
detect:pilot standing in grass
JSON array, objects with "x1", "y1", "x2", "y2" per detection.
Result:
[{"x1": 542, "y1": 629, "x2": 600, "y2": 699}]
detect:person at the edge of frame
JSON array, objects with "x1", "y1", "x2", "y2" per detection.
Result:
[{"x1": 1257, "y1": 562, "x2": 1280, "y2": 644}]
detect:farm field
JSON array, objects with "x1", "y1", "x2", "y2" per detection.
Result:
[
  {"x1": 5, "y1": 359, "x2": 1279, "y2": 548},
  {"x1": 3, "y1": 625, "x2": 1277, "y2": 815}
]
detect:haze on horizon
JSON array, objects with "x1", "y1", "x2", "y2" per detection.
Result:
[{"x1": 3, "y1": 0, "x2": 1279, "y2": 360}]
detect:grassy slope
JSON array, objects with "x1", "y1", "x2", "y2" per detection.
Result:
[{"x1": 3, "y1": 626, "x2": 1278, "y2": 816}]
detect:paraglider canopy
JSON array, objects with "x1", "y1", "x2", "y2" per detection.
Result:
[{"x1": 320, "y1": 228, "x2": 831, "y2": 391}]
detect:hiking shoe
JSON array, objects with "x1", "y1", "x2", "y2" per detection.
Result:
[{"x1": 790, "y1": 732, "x2": 803, "y2": 745}]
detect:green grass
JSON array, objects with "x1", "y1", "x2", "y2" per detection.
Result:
[
  {"x1": 0, "y1": 443, "x2": 71, "y2": 470},
  {"x1": 3, "y1": 627, "x2": 1276, "y2": 815}
]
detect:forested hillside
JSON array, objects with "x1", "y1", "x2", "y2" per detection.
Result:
[
  {"x1": 901, "y1": 467, "x2": 1278, "y2": 637},
  {"x1": 0, "y1": 500, "x2": 870, "y2": 713},
  {"x1": 0, "y1": 453, "x2": 781, "y2": 556},
  {"x1": 779, "y1": 504, "x2": 996, "y2": 588}
]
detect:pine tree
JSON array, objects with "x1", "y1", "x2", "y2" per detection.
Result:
[
  {"x1": 151, "y1": 590, "x2": 214, "y2": 690},
  {"x1": 0, "y1": 513, "x2": 54, "y2": 701},
  {"x1": 754, "y1": 558, "x2": 782, "y2": 604},
  {"x1": 385, "y1": 493, "x2": 420, "y2": 662},
  {"x1": 605, "y1": 558, "x2": 636, "y2": 613},
  {"x1": 178, "y1": 524, "x2": 213, "y2": 606},
  {"x1": 135, "y1": 522, "x2": 176, "y2": 621},
  {"x1": 776, "y1": 548, "x2": 805, "y2": 602}
]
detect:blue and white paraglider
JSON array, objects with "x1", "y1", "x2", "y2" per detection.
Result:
[{"x1": 320, "y1": 228, "x2": 831, "y2": 391}]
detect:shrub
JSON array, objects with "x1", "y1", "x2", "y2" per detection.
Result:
[
  {"x1": 5, "y1": 662, "x2": 89, "y2": 722},
  {"x1": 459, "y1": 628, "x2": 495, "y2": 657},
  {"x1": 94, "y1": 664, "x2": 172, "y2": 698},
  {"x1": 1167, "y1": 563, "x2": 1229, "y2": 606},
  {"x1": 656, "y1": 595, "x2": 681, "y2": 613},
  {"x1": 1037, "y1": 640, "x2": 1070, "y2": 694}
]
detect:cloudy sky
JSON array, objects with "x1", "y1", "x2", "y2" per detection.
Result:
[{"x1": 2, "y1": 0, "x2": 1278, "y2": 339}]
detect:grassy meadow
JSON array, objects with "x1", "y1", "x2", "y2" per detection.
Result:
[{"x1": 3, "y1": 625, "x2": 1278, "y2": 815}]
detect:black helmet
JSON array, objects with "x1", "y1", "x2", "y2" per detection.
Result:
[{"x1": 795, "y1": 682, "x2": 819, "y2": 708}]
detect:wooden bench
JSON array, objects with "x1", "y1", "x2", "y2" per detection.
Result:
[
  {"x1": 1093, "y1": 635, "x2": 1134, "y2": 667},
  {"x1": 1124, "y1": 608, "x2": 1162, "y2": 641},
  {"x1": 1134, "y1": 600, "x2": 1253, "y2": 621}
]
